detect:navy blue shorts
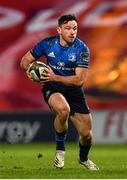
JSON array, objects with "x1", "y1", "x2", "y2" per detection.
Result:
[{"x1": 42, "y1": 83, "x2": 90, "y2": 115}]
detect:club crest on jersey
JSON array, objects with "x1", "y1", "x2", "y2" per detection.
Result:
[
  {"x1": 68, "y1": 53, "x2": 76, "y2": 62},
  {"x1": 80, "y1": 52, "x2": 89, "y2": 62}
]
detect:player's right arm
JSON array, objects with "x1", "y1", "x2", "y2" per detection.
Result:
[
  {"x1": 20, "y1": 51, "x2": 36, "y2": 71},
  {"x1": 20, "y1": 38, "x2": 47, "y2": 71}
]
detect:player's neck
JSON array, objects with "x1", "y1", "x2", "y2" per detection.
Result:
[{"x1": 59, "y1": 36, "x2": 71, "y2": 47}]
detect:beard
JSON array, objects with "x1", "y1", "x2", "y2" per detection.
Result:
[{"x1": 60, "y1": 34, "x2": 76, "y2": 46}]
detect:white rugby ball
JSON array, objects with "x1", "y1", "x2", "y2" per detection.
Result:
[{"x1": 28, "y1": 61, "x2": 50, "y2": 82}]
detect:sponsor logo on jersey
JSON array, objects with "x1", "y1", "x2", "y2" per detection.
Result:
[
  {"x1": 48, "y1": 51, "x2": 55, "y2": 57},
  {"x1": 57, "y1": 61, "x2": 65, "y2": 67},
  {"x1": 68, "y1": 53, "x2": 76, "y2": 62},
  {"x1": 49, "y1": 62, "x2": 74, "y2": 71},
  {"x1": 80, "y1": 52, "x2": 89, "y2": 62}
]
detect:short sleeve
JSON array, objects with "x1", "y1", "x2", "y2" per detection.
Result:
[
  {"x1": 30, "y1": 39, "x2": 47, "y2": 59},
  {"x1": 76, "y1": 45, "x2": 90, "y2": 68}
]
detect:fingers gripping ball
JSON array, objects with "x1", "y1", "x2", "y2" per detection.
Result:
[{"x1": 27, "y1": 61, "x2": 50, "y2": 82}]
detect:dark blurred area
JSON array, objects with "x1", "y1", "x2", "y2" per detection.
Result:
[{"x1": 0, "y1": 0, "x2": 127, "y2": 112}]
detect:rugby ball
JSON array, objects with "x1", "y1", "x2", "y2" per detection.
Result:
[{"x1": 28, "y1": 61, "x2": 50, "y2": 82}]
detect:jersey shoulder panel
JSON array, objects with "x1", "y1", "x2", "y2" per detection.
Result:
[
  {"x1": 42, "y1": 36, "x2": 58, "y2": 46},
  {"x1": 31, "y1": 36, "x2": 58, "y2": 59},
  {"x1": 75, "y1": 38, "x2": 90, "y2": 52}
]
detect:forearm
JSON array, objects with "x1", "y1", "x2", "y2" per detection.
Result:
[
  {"x1": 41, "y1": 67, "x2": 88, "y2": 86},
  {"x1": 52, "y1": 74, "x2": 84, "y2": 86}
]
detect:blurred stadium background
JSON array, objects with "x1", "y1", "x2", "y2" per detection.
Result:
[{"x1": 0, "y1": 0, "x2": 127, "y2": 145}]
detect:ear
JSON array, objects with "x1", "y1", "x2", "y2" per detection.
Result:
[{"x1": 57, "y1": 27, "x2": 61, "y2": 34}]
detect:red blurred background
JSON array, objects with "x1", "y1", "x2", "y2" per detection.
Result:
[{"x1": 0, "y1": 0, "x2": 127, "y2": 112}]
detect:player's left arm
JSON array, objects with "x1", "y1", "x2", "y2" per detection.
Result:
[
  {"x1": 41, "y1": 67, "x2": 88, "y2": 87},
  {"x1": 58, "y1": 67, "x2": 88, "y2": 86}
]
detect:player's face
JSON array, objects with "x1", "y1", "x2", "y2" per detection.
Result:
[{"x1": 57, "y1": 20, "x2": 77, "y2": 46}]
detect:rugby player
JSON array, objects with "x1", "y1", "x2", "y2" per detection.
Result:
[{"x1": 20, "y1": 14, "x2": 99, "y2": 170}]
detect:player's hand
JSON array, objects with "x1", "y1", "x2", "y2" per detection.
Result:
[{"x1": 40, "y1": 66, "x2": 54, "y2": 83}]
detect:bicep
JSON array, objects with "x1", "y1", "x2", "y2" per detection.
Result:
[
  {"x1": 75, "y1": 67, "x2": 88, "y2": 81},
  {"x1": 20, "y1": 51, "x2": 36, "y2": 70},
  {"x1": 23, "y1": 51, "x2": 36, "y2": 62}
]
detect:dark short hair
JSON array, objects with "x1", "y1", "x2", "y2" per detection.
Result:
[{"x1": 58, "y1": 14, "x2": 77, "y2": 26}]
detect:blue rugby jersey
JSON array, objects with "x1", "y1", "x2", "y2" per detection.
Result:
[{"x1": 31, "y1": 36, "x2": 90, "y2": 89}]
